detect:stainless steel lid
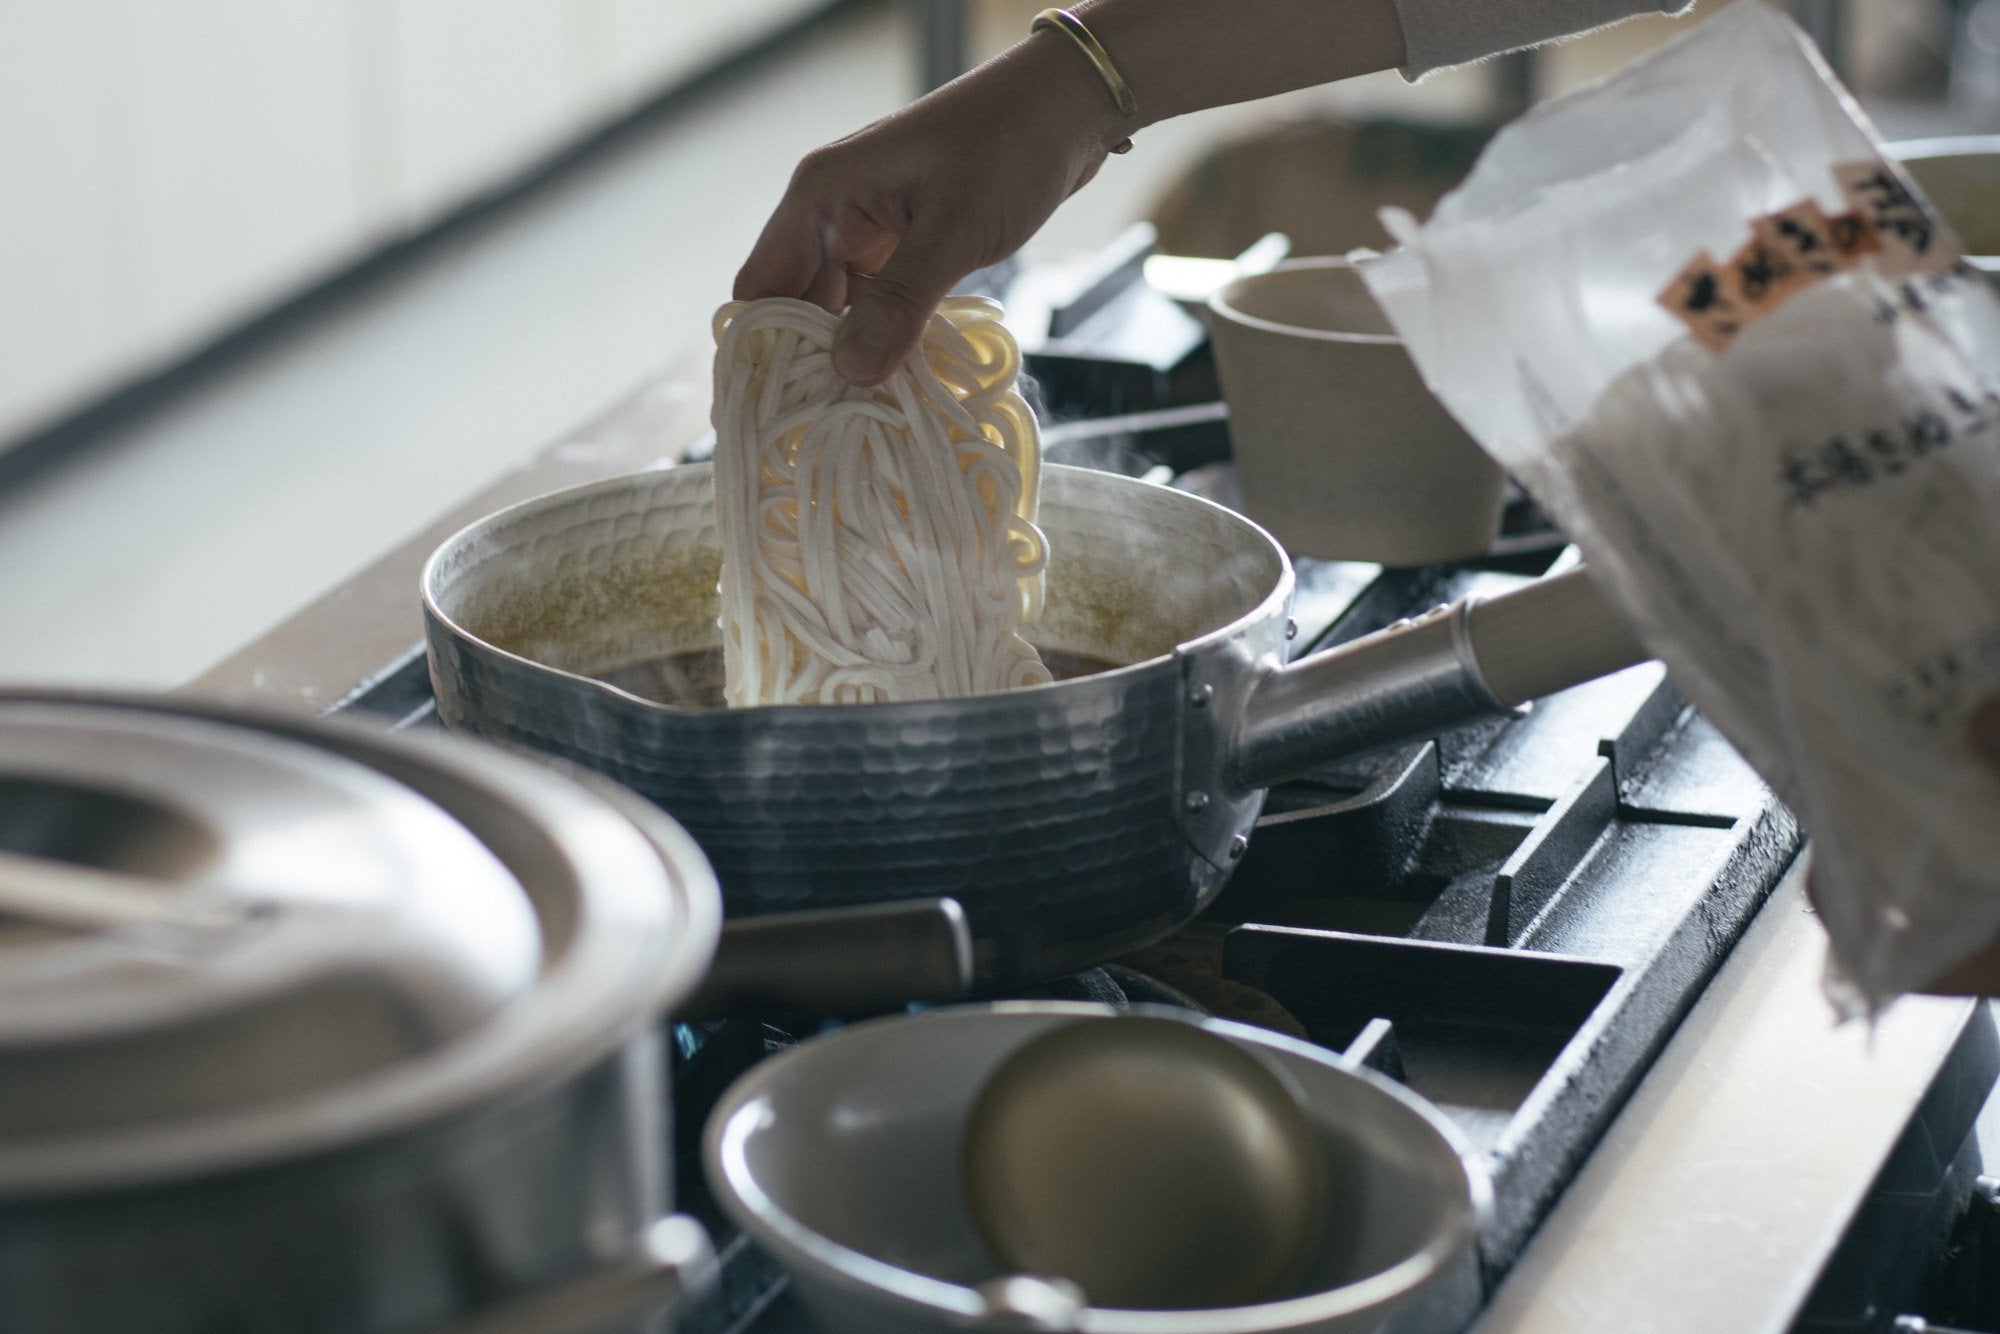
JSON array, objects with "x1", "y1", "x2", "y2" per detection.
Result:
[
  {"x1": 0, "y1": 695, "x2": 721, "y2": 1196},
  {"x1": 0, "y1": 701, "x2": 539, "y2": 1142}
]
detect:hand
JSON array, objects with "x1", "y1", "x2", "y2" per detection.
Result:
[
  {"x1": 733, "y1": 35, "x2": 1127, "y2": 385},
  {"x1": 1917, "y1": 697, "x2": 2000, "y2": 996},
  {"x1": 1801, "y1": 698, "x2": 2000, "y2": 998},
  {"x1": 732, "y1": 0, "x2": 1409, "y2": 386}
]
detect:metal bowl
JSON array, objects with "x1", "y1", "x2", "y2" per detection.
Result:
[{"x1": 703, "y1": 1003, "x2": 1490, "y2": 1334}]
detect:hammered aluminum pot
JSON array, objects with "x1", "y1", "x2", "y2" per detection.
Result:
[
  {"x1": 423, "y1": 463, "x2": 1646, "y2": 988},
  {"x1": 0, "y1": 692, "x2": 967, "y2": 1334}
]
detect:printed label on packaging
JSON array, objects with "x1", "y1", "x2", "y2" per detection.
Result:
[
  {"x1": 1723, "y1": 230, "x2": 1813, "y2": 312},
  {"x1": 1657, "y1": 251, "x2": 1751, "y2": 353},
  {"x1": 1826, "y1": 207, "x2": 1884, "y2": 265},
  {"x1": 1753, "y1": 202, "x2": 1843, "y2": 283},
  {"x1": 1834, "y1": 160, "x2": 1961, "y2": 277},
  {"x1": 1657, "y1": 158, "x2": 1960, "y2": 350},
  {"x1": 1775, "y1": 381, "x2": 1999, "y2": 512}
]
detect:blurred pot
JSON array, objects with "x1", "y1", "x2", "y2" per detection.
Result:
[
  {"x1": 1206, "y1": 256, "x2": 1508, "y2": 565},
  {"x1": 1890, "y1": 136, "x2": 2000, "y2": 290},
  {"x1": 0, "y1": 692, "x2": 970, "y2": 1334},
  {"x1": 0, "y1": 693, "x2": 718, "y2": 1333}
]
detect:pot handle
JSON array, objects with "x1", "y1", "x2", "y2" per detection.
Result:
[
  {"x1": 678, "y1": 897, "x2": 975, "y2": 1021},
  {"x1": 1229, "y1": 566, "x2": 1648, "y2": 792},
  {"x1": 434, "y1": 1214, "x2": 718, "y2": 1334}
]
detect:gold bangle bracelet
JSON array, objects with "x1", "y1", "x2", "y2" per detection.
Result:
[{"x1": 1030, "y1": 8, "x2": 1136, "y2": 154}]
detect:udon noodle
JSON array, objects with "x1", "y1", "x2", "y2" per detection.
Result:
[{"x1": 710, "y1": 295, "x2": 1051, "y2": 706}]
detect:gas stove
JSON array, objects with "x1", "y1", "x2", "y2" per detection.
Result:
[
  {"x1": 319, "y1": 455, "x2": 1797, "y2": 1332},
  {"x1": 187, "y1": 251, "x2": 2000, "y2": 1333}
]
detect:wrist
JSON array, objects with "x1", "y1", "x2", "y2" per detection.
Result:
[
  {"x1": 1027, "y1": 11, "x2": 1138, "y2": 153},
  {"x1": 1015, "y1": 19, "x2": 1138, "y2": 158},
  {"x1": 1069, "y1": 0, "x2": 1408, "y2": 126},
  {"x1": 1068, "y1": 0, "x2": 1172, "y2": 128}
]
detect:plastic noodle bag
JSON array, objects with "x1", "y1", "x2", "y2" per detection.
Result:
[{"x1": 1362, "y1": 0, "x2": 2000, "y2": 1012}]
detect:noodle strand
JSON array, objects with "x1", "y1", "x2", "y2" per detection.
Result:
[{"x1": 710, "y1": 296, "x2": 1052, "y2": 706}]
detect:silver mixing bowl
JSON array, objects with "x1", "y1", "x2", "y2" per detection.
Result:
[{"x1": 703, "y1": 1003, "x2": 1490, "y2": 1334}]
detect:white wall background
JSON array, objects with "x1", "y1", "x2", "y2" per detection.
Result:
[{"x1": 0, "y1": 0, "x2": 821, "y2": 448}]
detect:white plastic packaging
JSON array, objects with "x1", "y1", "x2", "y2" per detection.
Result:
[{"x1": 1362, "y1": 0, "x2": 2000, "y2": 1010}]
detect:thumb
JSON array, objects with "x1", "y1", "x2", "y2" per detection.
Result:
[{"x1": 833, "y1": 217, "x2": 971, "y2": 386}]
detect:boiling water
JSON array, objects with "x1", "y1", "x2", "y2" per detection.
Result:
[{"x1": 595, "y1": 648, "x2": 1119, "y2": 708}]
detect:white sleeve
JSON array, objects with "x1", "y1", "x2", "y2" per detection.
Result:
[{"x1": 1393, "y1": 0, "x2": 1696, "y2": 79}]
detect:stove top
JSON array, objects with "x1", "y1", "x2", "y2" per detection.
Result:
[
  {"x1": 203, "y1": 239, "x2": 1996, "y2": 1333},
  {"x1": 331, "y1": 434, "x2": 1797, "y2": 1332}
]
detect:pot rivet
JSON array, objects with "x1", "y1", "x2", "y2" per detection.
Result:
[
  {"x1": 1228, "y1": 834, "x2": 1249, "y2": 859},
  {"x1": 1284, "y1": 618, "x2": 1299, "y2": 641},
  {"x1": 1188, "y1": 683, "x2": 1214, "y2": 707},
  {"x1": 1184, "y1": 790, "x2": 1210, "y2": 812}
]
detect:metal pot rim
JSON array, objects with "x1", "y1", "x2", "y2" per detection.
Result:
[
  {"x1": 1886, "y1": 136, "x2": 2000, "y2": 275},
  {"x1": 1207, "y1": 255, "x2": 1404, "y2": 349},
  {"x1": 704, "y1": 1001, "x2": 1492, "y2": 1333},
  {"x1": 1885, "y1": 133, "x2": 2000, "y2": 163},
  {"x1": 0, "y1": 692, "x2": 722, "y2": 1197},
  {"x1": 418, "y1": 462, "x2": 1295, "y2": 720}
]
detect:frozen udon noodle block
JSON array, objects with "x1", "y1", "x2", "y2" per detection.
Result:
[
  {"x1": 710, "y1": 296, "x2": 1050, "y2": 706},
  {"x1": 1362, "y1": 0, "x2": 2000, "y2": 1010}
]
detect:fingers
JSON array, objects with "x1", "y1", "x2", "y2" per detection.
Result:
[
  {"x1": 1968, "y1": 696, "x2": 2000, "y2": 779},
  {"x1": 734, "y1": 183, "x2": 826, "y2": 303},
  {"x1": 1918, "y1": 932, "x2": 2000, "y2": 997},
  {"x1": 833, "y1": 215, "x2": 974, "y2": 385},
  {"x1": 801, "y1": 257, "x2": 851, "y2": 313},
  {"x1": 734, "y1": 146, "x2": 911, "y2": 329},
  {"x1": 1901, "y1": 697, "x2": 2000, "y2": 997}
]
